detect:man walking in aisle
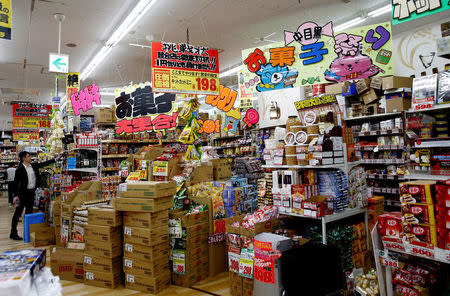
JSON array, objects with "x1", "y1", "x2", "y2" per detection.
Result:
[
  {"x1": 10, "y1": 151, "x2": 60, "y2": 240},
  {"x1": 6, "y1": 165, "x2": 16, "y2": 207}
]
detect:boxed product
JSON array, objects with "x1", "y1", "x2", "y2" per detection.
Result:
[
  {"x1": 123, "y1": 256, "x2": 168, "y2": 278},
  {"x1": 361, "y1": 88, "x2": 379, "y2": 105},
  {"x1": 211, "y1": 159, "x2": 232, "y2": 180},
  {"x1": 325, "y1": 82, "x2": 346, "y2": 95},
  {"x1": 118, "y1": 181, "x2": 176, "y2": 198},
  {"x1": 84, "y1": 268, "x2": 122, "y2": 289},
  {"x1": 125, "y1": 271, "x2": 171, "y2": 294},
  {"x1": 303, "y1": 195, "x2": 329, "y2": 218},
  {"x1": 50, "y1": 247, "x2": 84, "y2": 283},
  {"x1": 169, "y1": 209, "x2": 209, "y2": 227},
  {"x1": 123, "y1": 210, "x2": 169, "y2": 228},
  {"x1": 355, "y1": 79, "x2": 371, "y2": 94},
  {"x1": 171, "y1": 266, "x2": 209, "y2": 287},
  {"x1": 382, "y1": 76, "x2": 413, "y2": 90},
  {"x1": 412, "y1": 75, "x2": 437, "y2": 111},
  {"x1": 123, "y1": 225, "x2": 168, "y2": 246},
  {"x1": 85, "y1": 238, "x2": 122, "y2": 258},
  {"x1": 377, "y1": 212, "x2": 402, "y2": 238},
  {"x1": 189, "y1": 165, "x2": 214, "y2": 185},
  {"x1": 114, "y1": 196, "x2": 172, "y2": 212},
  {"x1": 239, "y1": 218, "x2": 280, "y2": 238},
  {"x1": 399, "y1": 181, "x2": 435, "y2": 204},
  {"x1": 123, "y1": 241, "x2": 169, "y2": 262},
  {"x1": 437, "y1": 71, "x2": 450, "y2": 104},
  {"x1": 84, "y1": 225, "x2": 121, "y2": 243},
  {"x1": 87, "y1": 207, "x2": 122, "y2": 226},
  {"x1": 94, "y1": 107, "x2": 114, "y2": 123},
  {"x1": 402, "y1": 222, "x2": 437, "y2": 246},
  {"x1": 385, "y1": 90, "x2": 412, "y2": 113},
  {"x1": 29, "y1": 224, "x2": 55, "y2": 247},
  {"x1": 83, "y1": 254, "x2": 121, "y2": 273},
  {"x1": 401, "y1": 203, "x2": 436, "y2": 225}
]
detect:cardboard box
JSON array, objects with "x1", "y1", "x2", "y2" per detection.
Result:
[
  {"x1": 184, "y1": 222, "x2": 209, "y2": 237},
  {"x1": 84, "y1": 225, "x2": 121, "y2": 244},
  {"x1": 114, "y1": 196, "x2": 172, "y2": 212},
  {"x1": 240, "y1": 218, "x2": 280, "y2": 238},
  {"x1": 386, "y1": 97, "x2": 411, "y2": 113},
  {"x1": 225, "y1": 215, "x2": 246, "y2": 235},
  {"x1": 55, "y1": 225, "x2": 65, "y2": 247},
  {"x1": 355, "y1": 79, "x2": 371, "y2": 94},
  {"x1": 30, "y1": 226, "x2": 55, "y2": 247},
  {"x1": 169, "y1": 209, "x2": 209, "y2": 227},
  {"x1": 209, "y1": 241, "x2": 227, "y2": 277},
  {"x1": 88, "y1": 207, "x2": 122, "y2": 226},
  {"x1": 182, "y1": 232, "x2": 209, "y2": 250},
  {"x1": 94, "y1": 107, "x2": 114, "y2": 123},
  {"x1": 211, "y1": 159, "x2": 232, "y2": 181},
  {"x1": 50, "y1": 247, "x2": 84, "y2": 283},
  {"x1": 361, "y1": 88, "x2": 379, "y2": 105},
  {"x1": 123, "y1": 225, "x2": 168, "y2": 246},
  {"x1": 171, "y1": 265, "x2": 208, "y2": 287},
  {"x1": 229, "y1": 271, "x2": 243, "y2": 296},
  {"x1": 399, "y1": 181, "x2": 436, "y2": 204},
  {"x1": 123, "y1": 241, "x2": 169, "y2": 262},
  {"x1": 118, "y1": 181, "x2": 176, "y2": 198},
  {"x1": 184, "y1": 256, "x2": 209, "y2": 274},
  {"x1": 123, "y1": 256, "x2": 168, "y2": 278},
  {"x1": 325, "y1": 83, "x2": 345, "y2": 95},
  {"x1": 123, "y1": 210, "x2": 168, "y2": 228},
  {"x1": 83, "y1": 254, "x2": 121, "y2": 273},
  {"x1": 85, "y1": 238, "x2": 122, "y2": 258},
  {"x1": 382, "y1": 76, "x2": 413, "y2": 90},
  {"x1": 125, "y1": 271, "x2": 171, "y2": 294},
  {"x1": 84, "y1": 268, "x2": 122, "y2": 289},
  {"x1": 189, "y1": 165, "x2": 213, "y2": 185},
  {"x1": 370, "y1": 76, "x2": 383, "y2": 89},
  {"x1": 185, "y1": 244, "x2": 209, "y2": 260}
]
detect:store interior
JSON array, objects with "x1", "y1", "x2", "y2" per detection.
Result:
[{"x1": 0, "y1": 0, "x2": 449, "y2": 295}]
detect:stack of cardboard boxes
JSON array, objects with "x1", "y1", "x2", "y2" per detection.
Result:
[
  {"x1": 83, "y1": 207, "x2": 122, "y2": 289},
  {"x1": 115, "y1": 181, "x2": 175, "y2": 294},
  {"x1": 170, "y1": 209, "x2": 209, "y2": 287},
  {"x1": 51, "y1": 246, "x2": 85, "y2": 283}
]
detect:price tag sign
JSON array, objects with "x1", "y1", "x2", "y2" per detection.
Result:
[
  {"x1": 85, "y1": 272, "x2": 94, "y2": 280},
  {"x1": 124, "y1": 259, "x2": 133, "y2": 268},
  {"x1": 254, "y1": 257, "x2": 275, "y2": 284},
  {"x1": 172, "y1": 250, "x2": 186, "y2": 274},
  {"x1": 239, "y1": 248, "x2": 254, "y2": 279},
  {"x1": 378, "y1": 249, "x2": 399, "y2": 269},
  {"x1": 124, "y1": 227, "x2": 132, "y2": 236},
  {"x1": 125, "y1": 243, "x2": 133, "y2": 252},
  {"x1": 152, "y1": 161, "x2": 169, "y2": 177},
  {"x1": 411, "y1": 243, "x2": 434, "y2": 259},
  {"x1": 382, "y1": 238, "x2": 405, "y2": 252},
  {"x1": 126, "y1": 274, "x2": 135, "y2": 283},
  {"x1": 84, "y1": 256, "x2": 92, "y2": 264},
  {"x1": 228, "y1": 246, "x2": 241, "y2": 273}
]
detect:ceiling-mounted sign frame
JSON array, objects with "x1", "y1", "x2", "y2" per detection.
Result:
[{"x1": 49, "y1": 52, "x2": 69, "y2": 73}]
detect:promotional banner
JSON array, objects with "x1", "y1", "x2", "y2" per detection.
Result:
[
  {"x1": 0, "y1": 0, "x2": 11, "y2": 40},
  {"x1": 114, "y1": 82, "x2": 177, "y2": 134},
  {"x1": 12, "y1": 130, "x2": 39, "y2": 141},
  {"x1": 12, "y1": 103, "x2": 52, "y2": 129},
  {"x1": 240, "y1": 22, "x2": 394, "y2": 97},
  {"x1": 70, "y1": 83, "x2": 102, "y2": 116},
  {"x1": 392, "y1": 0, "x2": 450, "y2": 25},
  {"x1": 205, "y1": 85, "x2": 241, "y2": 134},
  {"x1": 66, "y1": 72, "x2": 79, "y2": 116},
  {"x1": 151, "y1": 41, "x2": 220, "y2": 95}
]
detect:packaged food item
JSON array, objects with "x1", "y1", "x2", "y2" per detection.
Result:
[
  {"x1": 377, "y1": 212, "x2": 402, "y2": 238},
  {"x1": 399, "y1": 181, "x2": 436, "y2": 204},
  {"x1": 401, "y1": 203, "x2": 435, "y2": 225},
  {"x1": 402, "y1": 222, "x2": 437, "y2": 246}
]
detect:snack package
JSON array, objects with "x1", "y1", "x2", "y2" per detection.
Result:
[{"x1": 377, "y1": 212, "x2": 402, "y2": 238}]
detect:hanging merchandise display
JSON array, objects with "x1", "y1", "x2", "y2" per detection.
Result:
[
  {"x1": 46, "y1": 112, "x2": 65, "y2": 155},
  {"x1": 151, "y1": 41, "x2": 220, "y2": 95},
  {"x1": 178, "y1": 97, "x2": 202, "y2": 161}
]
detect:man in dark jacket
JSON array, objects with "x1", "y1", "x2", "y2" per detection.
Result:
[{"x1": 10, "y1": 151, "x2": 60, "y2": 240}]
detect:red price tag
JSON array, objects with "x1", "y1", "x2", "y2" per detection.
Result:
[
  {"x1": 228, "y1": 246, "x2": 240, "y2": 273},
  {"x1": 380, "y1": 257, "x2": 399, "y2": 269},
  {"x1": 411, "y1": 246, "x2": 434, "y2": 259},
  {"x1": 254, "y1": 258, "x2": 275, "y2": 284},
  {"x1": 382, "y1": 238, "x2": 405, "y2": 252}
]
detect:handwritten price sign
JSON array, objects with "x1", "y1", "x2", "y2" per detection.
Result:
[
  {"x1": 228, "y1": 246, "x2": 241, "y2": 273},
  {"x1": 239, "y1": 248, "x2": 254, "y2": 279},
  {"x1": 411, "y1": 245, "x2": 434, "y2": 259},
  {"x1": 172, "y1": 250, "x2": 186, "y2": 275},
  {"x1": 254, "y1": 258, "x2": 275, "y2": 284}
]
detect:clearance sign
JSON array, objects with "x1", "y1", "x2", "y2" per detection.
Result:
[
  {"x1": 151, "y1": 41, "x2": 219, "y2": 95},
  {"x1": 12, "y1": 103, "x2": 52, "y2": 129}
]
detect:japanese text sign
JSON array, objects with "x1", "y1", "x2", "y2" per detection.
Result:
[
  {"x1": 239, "y1": 22, "x2": 394, "y2": 97},
  {"x1": 253, "y1": 240, "x2": 275, "y2": 284},
  {"x1": 66, "y1": 72, "x2": 79, "y2": 116},
  {"x1": 392, "y1": 0, "x2": 450, "y2": 25},
  {"x1": 114, "y1": 82, "x2": 177, "y2": 134},
  {"x1": 12, "y1": 103, "x2": 52, "y2": 129},
  {"x1": 70, "y1": 84, "x2": 102, "y2": 116},
  {"x1": 151, "y1": 41, "x2": 220, "y2": 95},
  {"x1": 0, "y1": 0, "x2": 11, "y2": 40},
  {"x1": 12, "y1": 130, "x2": 39, "y2": 141}
]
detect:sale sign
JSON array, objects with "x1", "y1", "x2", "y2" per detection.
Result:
[
  {"x1": 152, "y1": 161, "x2": 169, "y2": 177},
  {"x1": 410, "y1": 241, "x2": 434, "y2": 259},
  {"x1": 378, "y1": 249, "x2": 399, "y2": 269},
  {"x1": 228, "y1": 246, "x2": 241, "y2": 273},
  {"x1": 12, "y1": 130, "x2": 39, "y2": 141},
  {"x1": 12, "y1": 103, "x2": 51, "y2": 143},
  {"x1": 254, "y1": 240, "x2": 275, "y2": 284},
  {"x1": 172, "y1": 250, "x2": 186, "y2": 274},
  {"x1": 66, "y1": 72, "x2": 79, "y2": 116},
  {"x1": 70, "y1": 83, "x2": 102, "y2": 116},
  {"x1": 239, "y1": 248, "x2": 254, "y2": 279},
  {"x1": 151, "y1": 41, "x2": 219, "y2": 95}
]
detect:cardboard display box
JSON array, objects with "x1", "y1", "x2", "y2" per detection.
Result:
[
  {"x1": 386, "y1": 97, "x2": 412, "y2": 113},
  {"x1": 239, "y1": 218, "x2": 280, "y2": 238},
  {"x1": 50, "y1": 247, "x2": 84, "y2": 283},
  {"x1": 325, "y1": 83, "x2": 345, "y2": 95},
  {"x1": 184, "y1": 222, "x2": 209, "y2": 237},
  {"x1": 125, "y1": 271, "x2": 171, "y2": 294},
  {"x1": 181, "y1": 232, "x2": 209, "y2": 250},
  {"x1": 184, "y1": 256, "x2": 209, "y2": 275},
  {"x1": 171, "y1": 265, "x2": 208, "y2": 288},
  {"x1": 118, "y1": 181, "x2": 176, "y2": 198},
  {"x1": 84, "y1": 268, "x2": 122, "y2": 289},
  {"x1": 94, "y1": 107, "x2": 116, "y2": 124},
  {"x1": 123, "y1": 241, "x2": 169, "y2": 262},
  {"x1": 211, "y1": 159, "x2": 232, "y2": 181},
  {"x1": 361, "y1": 88, "x2": 378, "y2": 105},
  {"x1": 169, "y1": 209, "x2": 209, "y2": 227},
  {"x1": 84, "y1": 225, "x2": 121, "y2": 244},
  {"x1": 88, "y1": 207, "x2": 122, "y2": 226},
  {"x1": 114, "y1": 196, "x2": 172, "y2": 212},
  {"x1": 83, "y1": 254, "x2": 121, "y2": 273},
  {"x1": 189, "y1": 165, "x2": 214, "y2": 185},
  {"x1": 184, "y1": 244, "x2": 209, "y2": 260},
  {"x1": 30, "y1": 230, "x2": 55, "y2": 247},
  {"x1": 209, "y1": 241, "x2": 227, "y2": 277},
  {"x1": 355, "y1": 79, "x2": 371, "y2": 94},
  {"x1": 123, "y1": 225, "x2": 169, "y2": 246},
  {"x1": 123, "y1": 210, "x2": 168, "y2": 228},
  {"x1": 85, "y1": 238, "x2": 122, "y2": 258},
  {"x1": 382, "y1": 76, "x2": 413, "y2": 90},
  {"x1": 123, "y1": 256, "x2": 168, "y2": 278}
]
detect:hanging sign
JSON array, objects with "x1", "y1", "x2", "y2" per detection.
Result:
[
  {"x1": 151, "y1": 41, "x2": 220, "y2": 95},
  {"x1": 0, "y1": 0, "x2": 11, "y2": 40},
  {"x1": 242, "y1": 108, "x2": 260, "y2": 129},
  {"x1": 66, "y1": 72, "x2": 79, "y2": 116},
  {"x1": 239, "y1": 22, "x2": 394, "y2": 97},
  {"x1": 152, "y1": 161, "x2": 169, "y2": 176},
  {"x1": 70, "y1": 83, "x2": 102, "y2": 116},
  {"x1": 49, "y1": 53, "x2": 69, "y2": 73},
  {"x1": 12, "y1": 130, "x2": 39, "y2": 141},
  {"x1": 204, "y1": 85, "x2": 241, "y2": 134},
  {"x1": 253, "y1": 240, "x2": 275, "y2": 284},
  {"x1": 12, "y1": 103, "x2": 52, "y2": 129},
  {"x1": 114, "y1": 82, "x2": 177, "y2": 134},
  {"x1": 392, "y1": 0, "x2": 450, "y2": 25}
]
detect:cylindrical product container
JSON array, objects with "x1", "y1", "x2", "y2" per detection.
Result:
[
  {"x1": 286, "y1": 155, "x2": 297, "y2": 165},
  {"x1": 286, "y1": 116, "x2": 301, "y2": 133},
  {"x1": 306, "y1": 124, "x2": 319, "y2": 135},
  {"x1": 291, "y1": 125, "x2": 305, "y2": 134},
  {"x1": 285, "y1": 145, "x2": 297, "y2": 155}
]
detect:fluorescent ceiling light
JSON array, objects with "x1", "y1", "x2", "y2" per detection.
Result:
[
  {"x1": 368, "y1": 5, "x2": 391, "y2": 18},
  {"x1": 80, "y1": 0, "x2": 158, "y2": 81},
  {"x1": 99, "y1": 92, "x2": 115, "y2": 96},
  {"x1": 129, "y1": 43, "x2": 152, "y2": 48},
  {"x1": 219, "y1": 65, "x2": 244, "y2": 78},
  {"x1": 334, "y1": 17, "x2": 366, "y2": 32}
]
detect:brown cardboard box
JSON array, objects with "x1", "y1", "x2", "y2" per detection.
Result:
[
  {"x1": 84, "y1": 268, "x2": 122, "y2": 289},
  {"x1": 88, "y1": 207, "x2": 122, "y2": 226},
  {"x1": 30, "y1": 226, "x2": 55, "y2": 247},
  {"x1": 225, "y1": 215, "x2": 246, "y2": 235},
  {"x1": 242, "y1": 277, "x2": 254, "y2": 296},
  {"x1": 355, "y1": 79, "x2": 371, "y2": 94},
  {"x1": 125, "y1": 271, "x2": 171, "y2": 294},
  {"x1": 171, "y1": 265, "x2": 208, "y2": 287},
  {"x1": 325, "y1": 83, "x2": 345, "y2": 95},
  {"x1": 114, "y1": 196, "x2": 172, "y2": 212},
  {"x1": 123, "y1": 241, "x2": 168, "y2": 262},
  {"x1": 183, "y1": 232, "x2": 209, "y2": 250},
  {"x1": 240, "y1": 218, "x2": 280, "y2": 238},
  {"x1": 386, "y1": 97, "x2": 412, "y2": 113},
  {"x1": 184, "y1": 222, "x2": 209, "y2": 237},
  {"x1": 185, "y1": 244, "x2": 209, "y2": 260},
  {"x1": 83, "y1": 254, "x2": 121, "y2": 273},
  {"x1": 169, "y1": 209, "x2": 209, "y2": 227},
  {"x1": 85, "y1": 238, "x2": 122, "y2": 258},
  {"x1": 94, "y1": 108, "x2": 114, "y2": 123},
  {"x1": 229, "y1": 271, "x2": 244, "y2": 296},
  {"x1": 189, "y1": 165, "x2": 213, "y2": 185},
  {"x1": 361, "y1": 89, "x2": 379, "y2": 105},
  {"x1": 382, "y1": 76, "x2": 413, "y2": 90},
  {"x1": 370, "y1": 76, "x2": 383, "y2": 89},
  {"x1": 84, "y1": 225, "x2": 121, "y2": 244},
  {"x1": 211, "y1": 159, "x2": 232, "y2": 181},
  {"x1": 123, "y1": 210, "x2": 168, "y2": 228},
  {"x1": 55, "y1": 225, "x2": 64, "y2": 247},
  {"x1": 123, "y1": 225, "x2": 168, "y2": 246},
  {"x1": 50, "y1": 247, "x2": 84, "y2": 283},
  {"x1": 123, "y1": 256, "x2": 168, "y2": 278},
  {"x1": 118, "y1": 181, "x2": 176, "y2": 198},
  {"x1": 209, "y1": 241, "x2": 227, "y2": 277},
  {"x1": 184, "y1": 256, "x2": 209, "y2": 274}
]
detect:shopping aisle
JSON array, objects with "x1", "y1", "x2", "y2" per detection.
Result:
[{"x1": 0, "y1": 195, "x2": 229, "y2": 296}]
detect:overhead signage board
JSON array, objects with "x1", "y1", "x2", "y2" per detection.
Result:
[
  {"x1": 151, "y1": 41, "x2": 220, "y2": 95},
  {"x1": 392, "y1": 0, "x2": 450, "y2": 25},
  {"x1": 49, "y1": 52, "x2": 69, "y2": 73}
]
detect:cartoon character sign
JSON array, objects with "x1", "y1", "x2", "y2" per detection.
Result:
[
  {"x1": 223, "y1": 108, "x2": 240, "y2": 134},
  {"x1": 256, "y1": 64, "x2": 298, "y2": 91}
]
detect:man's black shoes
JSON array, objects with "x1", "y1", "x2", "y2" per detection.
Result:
[{"x1": 9, "y1": 233, "x2": 23, "y2": 240}]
